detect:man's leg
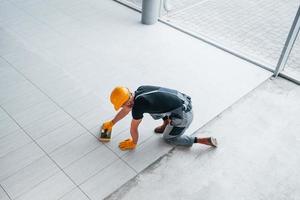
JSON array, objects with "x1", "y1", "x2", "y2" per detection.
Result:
[
  {"x1": 163, "y1": 126, "x2": 217, "y2": 147},
  {"x1": 196, "y1": 137, "x2": 218, "y2": 147},
  {"x1": 154, "y1": 116, "x2": 171, "y2": 133},
  {"x1": 163, "y1": 125, "x2": 194, "y2": 147}
]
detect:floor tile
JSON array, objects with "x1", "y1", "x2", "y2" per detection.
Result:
[
  {"x1": 59, "y1": 188, "x2": 89, "y2": 200},
  {"x1": 80, "y1": 160, "x2": 136, "y2": 200},
  {"x1": 1, "y1": 156, "x2": 59, "y2": 199},
  {"x1": 22, "y1": 109, "x2": 72, "y2": 140},
  {"x1": 63, "y1": 94, "x2": 106, "y2": 118},
  {"x1": 0, "y1": 186, "x2": 10, "y2": 200},
  {"x1": 12, "y1": 100, "x2": 60, "y2": 127},
  {"x1": 50, "y1": 133, "x2": 101, "y2": 168},
  {"x1": 0, "y1": 142, "x2": 45, "y2": 181},
  {"x1": 104, "y1": 115, "x2": 160, "y2": 157},
  {"x1": 0, "y1": 1, "x2": 25, "y2": 23},
  {"x1": 0, "y1": 80, "x2": 38, "y2": 104},
  {"x1": 64, "y1": 145, "x2": 118, "y2": 185},
  {"x1": 36, "y1": 120, "x2": 87, "y2": 153},
  {"x1": 121, "y1": 135, "x2": 172, "y2": 172},
  {"x1": 0, "y1": 117, "x2": 20, "y2": 139},
  {"x1": 0, "y1": 129, "x2": 32, "y2": 157},
  {"x1": 76, "y1": 108, "x2": 114, "y2": 131},
  {"x1": 15, "y1": 172, "x2": 75, "y2": 200},
  {"x1": 1, "y1": 90, "x2": 49, "y2": 116}
]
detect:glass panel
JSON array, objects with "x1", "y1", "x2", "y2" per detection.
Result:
[
  {"x1": 116, "y1": 0, "x2": 300, "y2": 82},
  {"x1": 161, "y1": 0, "x2": 299, "y2": 71},
  {"x1": 284, "y1": 33, "x2": 300, "y2": 81}
]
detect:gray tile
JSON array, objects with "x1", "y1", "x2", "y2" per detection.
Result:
[
  {"x1": 1, "y1": 156, "x2": 59, "y2": 199},
  {"x1": 0, "y1": 80, "x2": 38, "y2": 104},
  {"x1": 0, "y1": 117, "x2": 20, "y2": 139},
  {"x1": 36, "y1": 11, "x2": 75, "y2": 28},
  {"x1": 80, "y1": 160, "x2": 136, "y2": 200},
  {"x1": 104, "y1": 116, "x2": 159, "y2": 158},
  {"x1": 4, "y1": 16, "x2": 53, "y2": 38},
  {"x1": 22, "y1": 109, "x2": 72, "y2": 140},
  {"x1": 76, "y1": 108, "x2": 113, "y2": 131},
  {"x1": 121, "y1": 135, "x2": 172, "y2": 173},
  {"x1": 63, "y1": 93, "x2": 106, "y2": 118},
  {"x1": 0, "y1": 59, "x2": 26, "y2": 88},
  {"x1": 39, "y1": 43, "x2": 95, "y2": 69},
  {"x1": 0, "y1": 1, "x2": 25, "y2": 23},
  {"x1": 16, "y1": 30, "x2": 65, "y2": 50},
  {"x1": 15, "y1": 172, "x2": 75, "y2": 200},
  {"x1": 50, "y1": 133, "x2": 101, "y2": 168},
  {"x1": 59, "y1": 188, "x2": 89, "y2": 200},
  {"x1": 1, "y1": 90, "x2": 49, "y2": 116},
  {"x1": 0, "y1": 186, "x2": 10, "y2": 200},
  {"x1": 2, "y1": 48, "x2": 61, "y2": 76},
  {"x1": 47, "y1": 86, "x2": 93, "y2": 108},
  {"x1": 20, "y1": 1, "x2": 59, "y2": 18},
  {"x1": 12, "y1": 101, "x2": 60, "y2": 127},
  {"x1": 0, "y1": 109, "x2": 7, "y2": 121},
  {"x1": 64, "y1": 145, "x2": 118, "y2": 185},
  {"x1": 36, "y1": 120, "x2": 87, "y2": 153},
  {"x1": 0, "y1": 142, "x2": 45, "y2": 181},
  {"x1": 0, "y1": 129, "x2": 32, "y2": 157}
]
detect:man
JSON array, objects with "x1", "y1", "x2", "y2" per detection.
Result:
[{"x1": 101, "y1": 86, "x2": 218, "y2": 151}]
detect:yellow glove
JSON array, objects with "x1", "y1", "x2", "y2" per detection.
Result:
[
  {"x1": 119, "y1": 139, "x2": 136, "y2": 151},
  {"x1": 101, "y1": 120, "x2": 114, "y2": 131}
]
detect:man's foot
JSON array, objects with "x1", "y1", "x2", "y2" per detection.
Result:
[
  {"x1": 197, "y1": 137, "x2": 218, "y2": 147},
  {"x1": 154, "y1": 119, "x2": 170, "y2": 134}
]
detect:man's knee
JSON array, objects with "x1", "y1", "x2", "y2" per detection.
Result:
[{"x1": 163, "y1": 136, "x2": 176, "y2": 144}]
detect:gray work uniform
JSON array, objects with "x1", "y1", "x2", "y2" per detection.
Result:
[{"x1": 133, "y1": 86, "x2": 194, "y2": 147}]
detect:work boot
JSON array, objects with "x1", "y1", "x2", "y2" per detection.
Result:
[
  {"x1": 207, "y1": 137, "x2": 218, "y2": 147},
  {"x1": 154, "y1": 119, "x2": 170, "y2": 134}
]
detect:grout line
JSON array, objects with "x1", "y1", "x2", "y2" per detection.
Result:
[
  {"x1": 164, "y1": 0, "x2": 210, "y2": 15},
  {"x1": 0, "y1": 104, "x2": 92, "y2": 200},
  {"x1": 103, "y1": 146, "x2": 175, "y2": 199},
  {"x1": 0, "y1": 57, "x2": 95, "y2": 200},
  {"x1": 30, "y1": 117, "x2": 74, "y2": 141},
  {"x1": 0, "y1": 184, "x2": 12, "y2": 200},
  {"x1": 0, "y1": 140, "x2": 41, "y2": 182},
  {"x1": 0, "y1": 131, "x2": 33, "y2": 159},
  {"x1": 78, "y1": 157, "x2": 137, "y2": 187},
  {"x1": 5, "y1": 163, "x2": 61, "y2": 200},
  {"x1": 74, "y1": 156, "x2": 120, "y2": 187},
  {"x1": 42, "y1": 132, "x2": 87, "y2": 155},
  {"x1": 1, "y1": 53, "x2": 139, "y2": 181},
  {"x1": 58, "y1": 142, "x2": 102, "y2": 169},
  {"x1": 56, "y1": 187, "x2": 78, "y2": 200}
]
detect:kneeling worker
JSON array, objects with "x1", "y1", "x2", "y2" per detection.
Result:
[{"x1": 101, "y1": 86, "x2": 217, "y2": 151}]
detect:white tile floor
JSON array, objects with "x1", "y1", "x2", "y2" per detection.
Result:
[{"x1": 0, "y1": 0, "x2": 271, "y2": 199}]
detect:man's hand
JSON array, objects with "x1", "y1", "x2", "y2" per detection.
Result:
[
  {"x1": 101, "y1": 120, "x2": 114, "y2": 131},
  {"x1": 119, "y1": 138, "x2": 136, "y2": 151}
]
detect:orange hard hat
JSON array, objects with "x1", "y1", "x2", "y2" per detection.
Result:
[{"x1": 110, "y1": 86, "x2": 130, "y2": 111}]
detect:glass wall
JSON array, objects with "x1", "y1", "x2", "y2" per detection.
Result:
[{"x1": 116, "y1": 0, "x2": 300, "y2": 83}]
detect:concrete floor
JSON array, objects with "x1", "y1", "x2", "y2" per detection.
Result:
[
  {"x1": 0, "y1": 0, "x2": 285, "y2": 199},
  {"x1": 107, "y1": 77, "x2": 300, "y2": 200}
]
